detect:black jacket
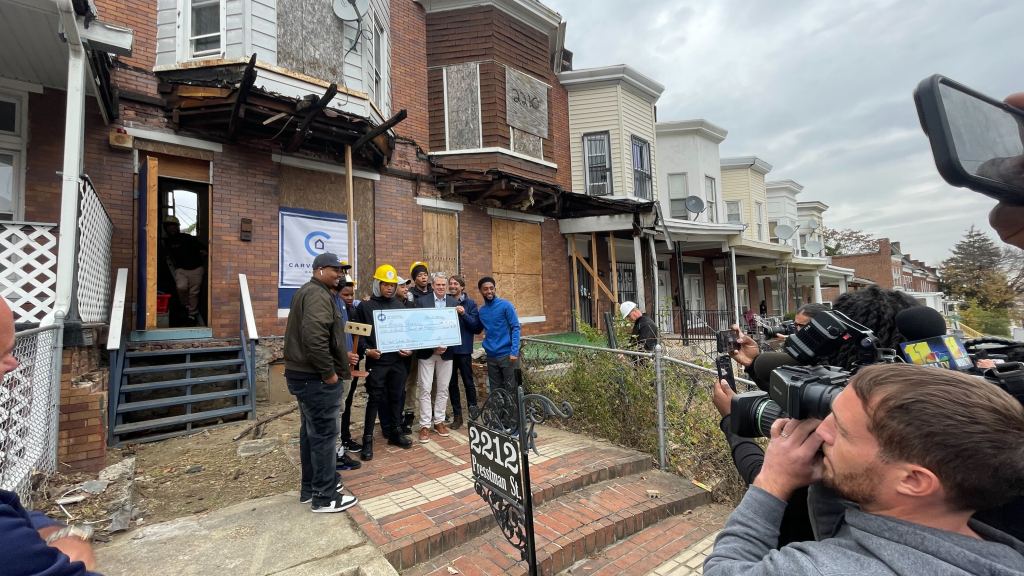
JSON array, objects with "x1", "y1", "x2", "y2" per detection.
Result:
[
  {"x1": 283, "y1": 279, "x2": 351, "y2": 381},
  {"x1": 631, "y1": 314, "x2": 659, "y2": 352},
  {"x1": 415, "y1": 293, "x2": 459, "y2": 360},
  {"x1": 354, "y1": 294, "x2": 408, "y2": 367}
]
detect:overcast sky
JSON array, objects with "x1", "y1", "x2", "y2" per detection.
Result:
[{"x1": 548, "y1": 0, "x2": 1023, "y2": 264}]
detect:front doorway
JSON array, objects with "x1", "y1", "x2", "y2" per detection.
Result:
[{"x1": 157, "y1": 179, "x2": 210, "y2": 328}]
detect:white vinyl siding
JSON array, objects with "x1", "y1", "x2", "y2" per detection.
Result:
[
  {"x1": 566, "y1": 84, "x2": 622, "y2": 196},
  {"x1": 620, "y1": 85, "x2": 658, "y2": 200},
  {"x1": 158, "y1": 0, "x2": 278, "y2": 67}
]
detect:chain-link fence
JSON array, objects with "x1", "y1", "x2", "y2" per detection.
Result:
[
  {"x1": 0, "y1": 325, "x2": 63, "y2": 506},
  {"x1": 520, "y1": 335, "x2": 762, "y2": 503}
]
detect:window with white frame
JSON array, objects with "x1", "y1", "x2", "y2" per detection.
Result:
[
  {"x1": 755, "y1": 202, "x2": 764, "y2": 240},
  {"x1": 704, "y1": 175, "x2": 717, "y2": 223},
  {"x1": 0, "y1": 90, "x2": 25, "y2": 221},
  {"x1": 184, "y1": 0, "x2": 223, "y2": 59},
  {"x1": 371, "y1": 11, "x2": 385, "y2": 110},
  {"x1": 726, "y1": 200, "x2": 741, "y2": 224},
  {"x1": 583, "y1": 132, "x2": 612, "y2": 196},
  {"x1": 667, "y1": 173, "x2": 688, "y2": 219},
  {"x1": 631, "y1": 136, "x2": 652, "y2": 200}
]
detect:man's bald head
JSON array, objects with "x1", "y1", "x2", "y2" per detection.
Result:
[{"x1": 0, "y1": 297, "x2": 19, "y2": 377}]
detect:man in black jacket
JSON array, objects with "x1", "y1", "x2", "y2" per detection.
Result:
[
  {"x1": 620, "y1": 301, "x2": 659, "y2": 352},
  {"x1": 414, "y1": 272, "x2": 459, "y2": 443},
  {"x1": 354, "y1": 264, "x2": 414, "y2": 460},
  {"x1": 283, "y1": 252, "x2": 356, "y2": 513}
]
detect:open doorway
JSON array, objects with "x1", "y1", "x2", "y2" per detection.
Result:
[{"x1": 157, "y1": 178, "x2": 209, "y2": 328}]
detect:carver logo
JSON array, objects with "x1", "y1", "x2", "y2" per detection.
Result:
[
  {"x1": 377, "y1": 312, "x2": 387, "y2": 323},
  {"x1": 304, "y1": 231, "x2": 330, "y2": 256}
]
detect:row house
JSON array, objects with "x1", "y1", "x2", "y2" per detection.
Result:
[
  {"x1": 2, "y1": 0, "x2": 646, "y2": 462},
  {"x1": 829, "y1": 239, "x2": 946, "y2": 312}
]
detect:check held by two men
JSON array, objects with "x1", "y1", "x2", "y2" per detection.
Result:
[{"x1": 372, "y1": 307, "x2": 463, "y2": 353}]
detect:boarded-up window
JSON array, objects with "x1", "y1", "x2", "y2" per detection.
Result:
[
  {"x1": 444, "y1": 63, "x2": 482, "y2": 151},
  {"x1": 511, "y1": 127, "x2": 543, "y2": 159},
  {"x1": 491, "y1": 218, "x2": 543, "y2": 318},
  {"x1": 423, "y1": 210, "x2": 459, "y2": 274}
]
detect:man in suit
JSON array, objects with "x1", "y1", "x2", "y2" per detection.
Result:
[{"x1": 414, "y1": 272, "x2": 459, "y2": 443}]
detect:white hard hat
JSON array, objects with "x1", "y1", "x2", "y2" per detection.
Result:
[{"x1": 619, "y1": 301, "x2": 638, "y2": 319}]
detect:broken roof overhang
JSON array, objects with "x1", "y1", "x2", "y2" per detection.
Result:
[
  {"x1": 434, "y1": 166, "x2": 655, "y2": 219},
  {"x1": 154, "y1": 56, "x2": 400, "y2": 167}
]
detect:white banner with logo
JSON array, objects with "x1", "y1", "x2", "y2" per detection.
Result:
[{"x1": 279, "y1": 207, "x2": 350, "y2": 288}]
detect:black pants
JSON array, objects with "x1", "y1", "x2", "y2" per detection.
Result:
[
  {"x1": 340, "y1": 375, "x2": 360, "y2": 442},
  {"x1": 363, "y1": 362, "x2": 406, "y2": 438},
  {"x1": 486, "y1": 355, "x2": 518, "y2": 392},
  {"x1": 288, "y1": 376, "x2": 343, "y2": 506},
  {"x1": 448, "y1": 354, "x2": 477, "y2": 416}
]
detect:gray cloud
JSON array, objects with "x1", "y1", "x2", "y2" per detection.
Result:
[{"x1": 548, "y1": 0, "x2": 1024, "y2": 263}]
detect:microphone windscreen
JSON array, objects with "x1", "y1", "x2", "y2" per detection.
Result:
[
  {"x1": 895, "y1": 306, "x2": 947, "y2": 341},
  {"x1": 750, "y1": 352, "x2": 802, "y2": 391}
]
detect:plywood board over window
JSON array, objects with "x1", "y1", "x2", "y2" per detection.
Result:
[
  {"x1": 491, "y1": 218, "x2": 543, "y2": 318},
  {"x1": 423, "y1": 209, "x2": 458, "y2": 274}
]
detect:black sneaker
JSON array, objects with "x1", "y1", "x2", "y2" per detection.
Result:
[
  {"x1": 387, "y1": 434, "x2": 413, "y2": 449},
  {"x1": 342, "y1": 438, "x2": 363, "y2": 453},
  {"x1": 300, "y1": 476, "x2": 344, "y2": 504},
  {"x1": 336, "y1": 453, "x2": 362, "y2": 470},
  {"x1": 311, "y1": 494, "x2": 358, "y2": 513}
]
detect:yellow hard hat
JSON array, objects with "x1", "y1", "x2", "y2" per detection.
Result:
[
  {"x1": 410, "y1": 261, "x2": 429, "y2": 276},
  {"x1": 163, "y1": 215, "x2": 180, "y2": 225},
  {"x1": 373, "y1": 264, "x2": 399, "y2": 283}
]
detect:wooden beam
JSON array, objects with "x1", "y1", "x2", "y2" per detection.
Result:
[
  {"x1": 227, "y1": 53, "x2": 258, "y2": 141},
  {"x1": 610, "y1": 232, "x2": 618, "y2": 303},
  {"x1": 590, "y1": 232, "x2": 599, "y2": 327},
  {"x1": 351, "y1": 109, "x2": 407, "y2": 152},
  {"x1": 285, "y1": 82, "x2": 338, "y2": 152},
  {"x1": 575, "y1": 251, "x2": 616, "y2": 303},
  {"x1": 346, "y1": 144, "x2": 355, "y2": 271},
  {"x1": 177, "y1": 86, "x2": 233, "y2": 98},
  {"x1": 570, "y1": 235, "x2": 581, "y2": 328}
]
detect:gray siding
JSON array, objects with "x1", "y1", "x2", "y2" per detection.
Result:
[
  {"x1": 155, "y1": 0, "x2": 277, "y2": 67},
  {"x1": 155, "y1": 0, "x2": 177, "y2": 67},
  {"x1": 224, "y1": 0, "x2": 244, "y2": 58}
]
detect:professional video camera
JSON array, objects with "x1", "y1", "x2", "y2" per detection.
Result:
[
  {"x1": 729, "y1": 309, "x2": 899, "y2": 437},
  {"x1": 730, "y1": 365, "x2": 849, "y2": 437},
  {"x1": 762, "y1": 320, "x2": 797, "y2": 339}
]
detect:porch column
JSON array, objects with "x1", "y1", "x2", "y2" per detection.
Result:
[
  {"x1": 648, "y1": 234, "x2": 659, "y2": 327},
  {"x1": 730, "y1": 248, "x2": 740, "y2": 326},
  {"x1": 813, "y1": 270, "x2": 823, "y2": 303},
  {"x1": 839, "y1": 275, "x2": 849, "y2": 294},
  {"x1": 52, "y1": 10, "x2": 88, "y2": 323},
  {"x1": 633, "y1": 235, "x2": 646, "y2": 310}
]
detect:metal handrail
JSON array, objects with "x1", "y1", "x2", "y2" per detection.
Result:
[
  {"x1": 106, "y1": 268, "x2": 128, "y2": 351},
  {"x1": 239, "y1": 274, "x2": 259, "y2": 341},
  {"x1": 239, "y1": 274, "x2": 258, "y2": 417}
]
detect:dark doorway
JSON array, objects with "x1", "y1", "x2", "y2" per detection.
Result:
[{"x1": 157, "y1": 178, "x2": 210, "y2": 328}]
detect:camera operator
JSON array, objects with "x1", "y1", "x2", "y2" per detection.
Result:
[
  {"x1": 704, "y1": 364, "x2": 1024, "y2": 575},
  {"x1": 767, "y1": 303, "x2": 827, "y2": 341}
]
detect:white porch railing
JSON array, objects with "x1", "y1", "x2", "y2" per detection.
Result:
[
  {"x1": 0, "y1": 222, "x2": 59, "y2": 325},
  {"x1": 0, "y1": 324, "x2": 63, "y2": 506},
  {"x1": 73, "y1": 176, "x2": 114, "y2": 323}
]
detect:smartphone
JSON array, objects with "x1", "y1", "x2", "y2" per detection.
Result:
[
  {"x1": 716, "y1": 355, "x2": 736, "y2": 392},
  {"x1": 716, "y1": 329, "x2": 738, "y2": 354},
  {"x1": 914, "y1": 75, "x2": 1024, "y2": 205}
]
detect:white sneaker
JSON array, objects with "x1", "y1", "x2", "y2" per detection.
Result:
[
  {"x1": 311, "y1": 494, "x2": 358, "y2": 513},
  {"x1": 300, "y1": 477, "x2": 344, "y2": 504}
]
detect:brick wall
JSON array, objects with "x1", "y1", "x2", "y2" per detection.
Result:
[
  {"x1": 58, "y1": 339, "x2": 107, "y2": 472},
  {"x1": 390, "y1": 0, "x2": 429, "y2": 148}
]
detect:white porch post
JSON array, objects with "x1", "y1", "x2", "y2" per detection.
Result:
[
  {"x1": 633, "y1": 235, "x2": 646, "y2": 310},
  {"x1": 813, "y1": 270, "x2": 823, "y2": 303},
  {"x1": 730, "y1": 248, "x2": 740, "y2": 326},
  {"x1": 50, "y1": 3, "x2": 87, "y2": 324},
  {"x1": 839, "y1": 275, "x2": 849, "y2": 295}
]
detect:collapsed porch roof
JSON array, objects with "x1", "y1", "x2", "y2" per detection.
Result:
[
  {"x1": 155, "y1": 57, "x2": 402, "y2": 167},
  {"x1": 436, "y1": 167, "x2": 655, "y2": 219}
]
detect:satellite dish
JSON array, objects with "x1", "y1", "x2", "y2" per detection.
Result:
[
  {"x1": 333, "y1": 0, "x2": 370, "y2": 20},
  {"x1": 775, "y1": 224, "x2": 796, "y2": 240},
  {"x1": 683, "y1": 195, "x2": 705, "y2": 215},
  {"x1": 804, "y1": 239, "x2": 823, "y2": 255},
  {"x1": 806, "y1": 219, "x2": 820, "y2": 231}
]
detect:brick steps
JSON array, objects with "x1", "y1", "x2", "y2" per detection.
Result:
[
  {"x1": 401, "y1": 470, "x2": 712, "y2": 576},
  {"x1": 560, "y1": 503, "x2": 732, "y2": 576},
  {"x1": 367, "y1": 449, "x2": 653, "y2": 571}
]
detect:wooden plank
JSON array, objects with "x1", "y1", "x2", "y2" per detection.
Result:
[
  {"x1": 576, "y1": 252, "x2": 616, "y2": 304},
  {"x1": 517, "y1": 274, "x2": 544, "y2": 317},
  {"x1": 423, "y1": 210, "x2": 459, "y2": 274},
  {"x1": 345, "y1": 144, "x2": 354, "y2": 265},
  {"x1": 154, "y1": 154, "x2": 210, "y2": 183},
  {"x1": 228, "y1": 53, "x2": 258, "y2": 140},
  {"x1": 610, "y1": 232, "x2": 619, "y2": 303},
  {"x1": 515, "y1": 221, "x2": 542, "y2": 276},
  {"x1": 571, "y1": 235, "x2": 581, "y2": 323},
  {"x1": 177, "y1": 86, "x2": 233, "y2": 98},
  {"x1": 590, "y1": 232, "x2": 599, "y2": 325},
  {"x1": 146, "y1": 156, "x2": 159, "y2": 330},
  {"x1": 285, "y1": 82, "x2": 338, "y2": 153}
]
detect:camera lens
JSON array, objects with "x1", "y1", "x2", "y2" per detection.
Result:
[
  {"x1": 798, "y1": 382, "x2": 843, "y2": 421},
  {"x1": 731, "y1": 392, "x2": 785, "y2": 438}
]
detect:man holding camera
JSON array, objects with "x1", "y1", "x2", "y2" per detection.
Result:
[{"x1": 704, "y1": 363, "x2": 1024, "y2": 575}]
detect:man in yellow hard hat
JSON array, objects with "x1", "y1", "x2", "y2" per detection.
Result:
[
  {"x1": 409, "y1": 261, "x2": 432, "y2": 304},
  {"x1": 353, "y1": 264, "x2": 414, "y2": 460}
]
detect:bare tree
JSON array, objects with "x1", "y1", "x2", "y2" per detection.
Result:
[{"x1": 820, "y1": 226, "x2": 879, "y2": 256}]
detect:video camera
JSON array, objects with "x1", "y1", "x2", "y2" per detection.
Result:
[
  {"x1": 729, "y1": 309, "x2": 899, "y2": 437},
  {"x1": 762, "y1": 320, "x2": 797, "y2": 339}
]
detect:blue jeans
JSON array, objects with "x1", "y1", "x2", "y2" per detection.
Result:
[{"x1": 287, "y1": 376, "x2": 344, "y2": 505}]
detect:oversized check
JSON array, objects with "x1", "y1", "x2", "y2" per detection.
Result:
[{"x1": 371, "y1": 307, "x2": 462, "y2": 353}]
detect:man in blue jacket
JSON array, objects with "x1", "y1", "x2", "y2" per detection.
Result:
[
  {"x1": 477, "y1": 277, "x2": 521, "y2": 393},
  {"x1": 447, "y1": 274, "x2": 482, "y2": 429},
  {"x1": 0, "y1": 296, "x2": 100, "y2": 575}
]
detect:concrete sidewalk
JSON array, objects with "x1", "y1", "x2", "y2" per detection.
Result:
[{"x1": 96, "y1": 492, "x2": 398, "y2": 576}]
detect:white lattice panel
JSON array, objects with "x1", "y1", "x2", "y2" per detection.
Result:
[
  {"x1": 75, "y1": 178, "x2": 114, "y2": 323},
  {"x1": 0, "y1": 223, "x2": 58, "y2": 325},
  {"x1": 0, "y1": 326, "x2": 60, "y2": 506}
]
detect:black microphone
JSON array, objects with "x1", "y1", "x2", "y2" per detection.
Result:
[{"x1": 895, "y1": 306, "x2": 947, "y2": 341}]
